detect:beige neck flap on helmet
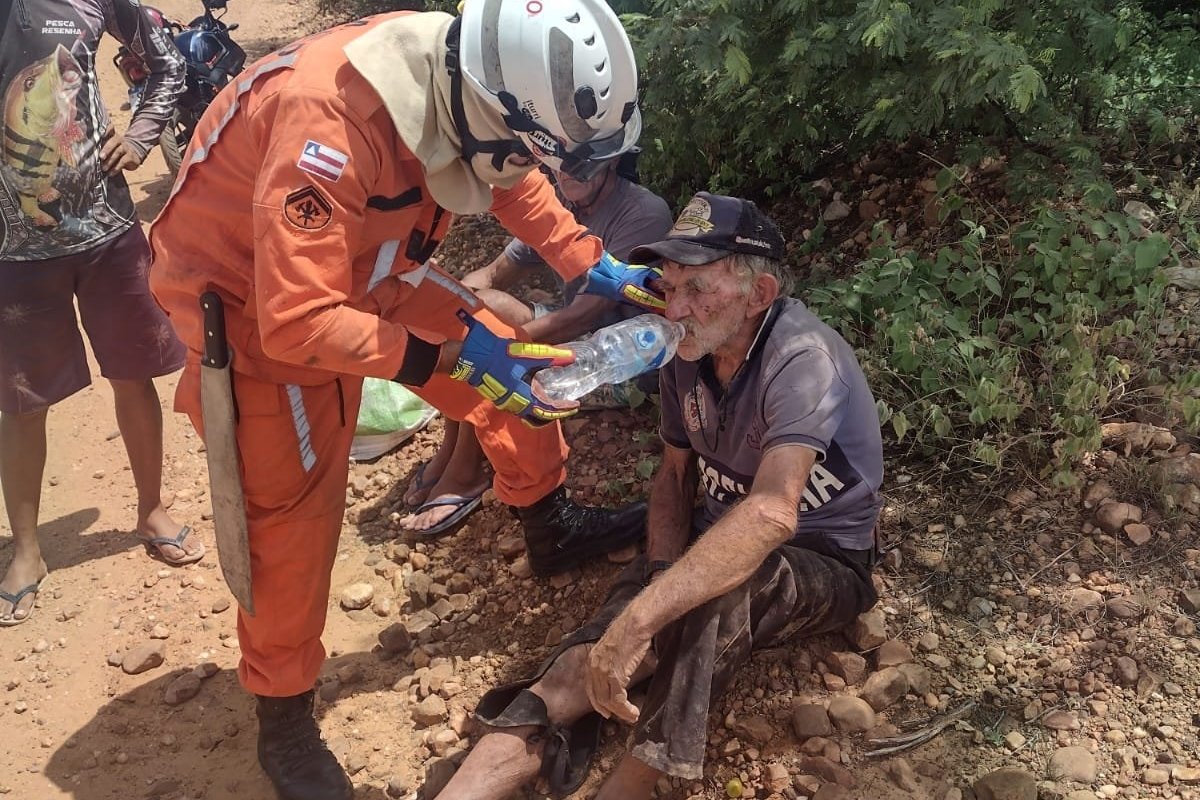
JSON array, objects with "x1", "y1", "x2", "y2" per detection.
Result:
[{"x1": 456, "y1": 0, "x2": 643, "y2": 181}]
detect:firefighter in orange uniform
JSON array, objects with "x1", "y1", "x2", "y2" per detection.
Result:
[{"x1": 148, "y1": 3, "x2": 659, "y2": 798}]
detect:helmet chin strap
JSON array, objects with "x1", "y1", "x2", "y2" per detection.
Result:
[{"x1": 444, "y1": 17, "x2": 531, "y2": 172}]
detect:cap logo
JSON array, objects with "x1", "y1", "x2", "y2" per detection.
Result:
[
  {"x1": 735, "y1": 236, "x2": 771, "y2": 250},
  {"x1": 671, "y1": 197, "x2": 714, "y2": 236}
]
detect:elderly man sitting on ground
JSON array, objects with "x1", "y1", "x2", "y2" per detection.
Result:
[{"x1": 431, "y1": 192, "x2": 885, "y2": 800}]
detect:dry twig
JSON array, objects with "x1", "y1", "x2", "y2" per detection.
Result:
[{"x1": 865, "y1": 699, "x2": 978, "y2": 758}]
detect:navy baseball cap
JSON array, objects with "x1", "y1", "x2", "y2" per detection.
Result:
[{"x1": 630, "y1": 192, "x2": 785, "y2": 266}]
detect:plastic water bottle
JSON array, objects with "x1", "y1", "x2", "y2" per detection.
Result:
[{"x1": 533, "y1": 315, "x2": 687, "y2": 404}]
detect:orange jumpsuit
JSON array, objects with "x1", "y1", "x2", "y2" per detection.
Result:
[{"x1": 148, "y1": 13, "x2": 602, "y2": 697}]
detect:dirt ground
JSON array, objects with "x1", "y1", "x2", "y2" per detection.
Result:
[{"x1": 4, "y1": 3, "x2": 1200, "y2": 800}]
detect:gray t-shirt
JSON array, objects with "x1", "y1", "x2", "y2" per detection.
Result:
[
  {"x1": 504, "y1": 176, "x2": 673, "y2": 307},
  {"x1": 659, "y1": 298, "x2": 884, "y2": 551}
]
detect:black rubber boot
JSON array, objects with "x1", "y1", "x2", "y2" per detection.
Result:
[
  {"x1": 256, "y1": 690, "x2": 353, "y2": 800},
  {"x1": 514, "y1": 486, "x2": 646, "y2": 577}
]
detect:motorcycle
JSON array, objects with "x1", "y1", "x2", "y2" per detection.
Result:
[{"x1": 112, "y1": 0, "x2": 246, "y2": 176}]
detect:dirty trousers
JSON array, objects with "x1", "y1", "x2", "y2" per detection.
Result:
[
  {"x1": 176, "y1": 273, "x2": 569, "y2": 696},
  {"x1": 478, "y1": 539, "x2": 877, "y2": 780}
]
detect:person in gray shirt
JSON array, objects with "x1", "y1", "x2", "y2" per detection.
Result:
[
  {"x1": 399, "y1": 156, "x2": 673, "y2": 537},
  {"x1": 464, "y1": 152, "x2": 674, "y2": 341},
  {"x1": 427, "y1": 193, "x2": 883, "y2": 800}
]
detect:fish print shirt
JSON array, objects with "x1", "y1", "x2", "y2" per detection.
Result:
[{"x1": 0, "y1": 0, "x2": 184, "y2": 261}]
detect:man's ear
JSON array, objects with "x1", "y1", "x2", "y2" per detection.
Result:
[{"x1": 747, "y1": 272, "x2": 779, "y2": 317}]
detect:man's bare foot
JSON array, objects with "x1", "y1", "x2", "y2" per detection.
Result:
[
  {"x1": 0, "y1": 547, "x2": 48, "y2": 624},
  {"x1": 404, "y1": 446, "x2": 457, "y2": 508},
  {"x1": 398, "y1": 476, "x2": 489, "y2": 533},
  {"x1": 137, "y1": 504, "x2": 203, "y2": 564},
  {"x1": 432, "y1": 727, "x2": 543, "y2": 800}
]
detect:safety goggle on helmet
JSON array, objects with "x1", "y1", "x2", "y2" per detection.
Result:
[{"x1": 458, "y1": 0, "x2": 643, "y2": 181}]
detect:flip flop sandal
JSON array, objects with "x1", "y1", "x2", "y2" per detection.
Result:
[
  {"x1": 0, "y1": 579, "x2": 44, "y2": 627},
  {"x1": 141, "y1": 525, "x2": 206, "y2": 566},
  {"x1": 404, "y1": 493, "x2": 484, "y2": 539},
  {"x1": 404, "y1": 463, "x2": 435, "y2": 508}
]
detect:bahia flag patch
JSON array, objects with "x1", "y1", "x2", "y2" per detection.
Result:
[{"x1": 297, "y1": 140, "x2": 349, "y2": 182}]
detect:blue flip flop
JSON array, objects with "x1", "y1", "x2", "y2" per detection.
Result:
[
  {"x1": 141, "y1": 525, "x2": 206, "y2": 566},
  {"x1": 404, "y1": 493, "x2": 484, "y2": 539},
  {"x1": 0, "y1": 580, "x2": 43, "y2": 627},
  {"x1": 405, "y1": 463, "x2": 435, "y2": 509}
]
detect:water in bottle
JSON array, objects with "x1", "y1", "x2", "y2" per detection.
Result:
[{"x1": 533, "y1": 315, "x2": 687, "y2": 404}]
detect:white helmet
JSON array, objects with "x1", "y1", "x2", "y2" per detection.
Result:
[{"x1": 458, "y1": 0, "x2": 642, "y2": 181}]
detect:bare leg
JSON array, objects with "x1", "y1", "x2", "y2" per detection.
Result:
[
  {"x1": 110, "y1": 378, "x2": 197, "y2": 561},
  {"x1": 434, "y1": 645, "x2": 656, "y2": 800},
  {"x1": 0, "y1": 409, "x2": 49, "y2": 622},
  {"x1": 404, "y1": 420, "x2": 460, "y2": 508},
  {"x1": 595, "y1": 754, "x2": 662, "y2": 800}
]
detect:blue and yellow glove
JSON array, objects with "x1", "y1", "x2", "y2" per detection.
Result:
[
  {"x1": 451, "y1": 310, "x2": 578, "y2": 425},
  {"x1": 580, "y1": 252, "x2": 666, "y2": 313}
]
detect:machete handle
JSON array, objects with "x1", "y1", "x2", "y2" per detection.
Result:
[{"x1": 200, "y1": 291, "x2": 230, "y2": 370}]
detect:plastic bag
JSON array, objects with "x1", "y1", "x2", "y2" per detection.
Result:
[{"x1": 350, "y1": 378, "x2": 439, "y2": 461}]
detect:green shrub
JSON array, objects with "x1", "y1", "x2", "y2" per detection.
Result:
[
  {"x1": 624, "y1": 1, "x2": 1200, "y2": 199},
  {"x1": 806, "y1": 171, "x2": 1198, "y2": 483}
]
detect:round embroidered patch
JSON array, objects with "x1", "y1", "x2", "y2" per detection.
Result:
[{"x1": 284, "y1": 185, "x2": 332, "y2": 230}]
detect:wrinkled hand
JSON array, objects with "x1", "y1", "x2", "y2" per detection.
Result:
[
  {"x1": 100, "y1": 125, "x2": 145, "y2": 174},
  {"x1": 452, "y1": 309, "x2": 578, "y2": 425},
  {"x1": 584, "y1": 612, "x2": 653, "y2": 724},
  {"x1": 580, "y1": 252, "x2": 665, "y2": 313}
]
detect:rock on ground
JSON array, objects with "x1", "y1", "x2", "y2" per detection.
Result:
[
  {"x1": 732, "y1": 714, "x2": 774, "y2": 745},
  {"x1": 884, "y1": 758, "x2": 919, "y2": 791},
  {"x1": 339, "y1": 582, "x2": 374, "y2": 610},
  {"x1": 411, "y1": 694, "x2": 448, "y2": 727},
  {"x1": 1093, "y1": 501, "x2": 1142, "y2": 534},
  {"x1": 826, "y1": 696, "x2": 875, "y2": 733},
  {"x1": 861, "y1": 667, "x2": 909, "y2": 711},
  {"x1": 826, "y1": 651, "x2": 868, "y2": 685},
  {"x1": 765, "y1": 762, "x2": 790, "y2": 793},
  {"x1": 812, "y1": 784, "x2": 851, "y2": 800},
  {"x1": 1061, "y1": 588, "x2": 1103, "y2": 615},
  {"x1": 973, "y1": 768, "x2": 1037, "y2": 800},
  {"x1": 848, "y1": 608, "x2": 887, "y2": 650},
  {"x1": 121, "y1": 641, "x2": 166, "y2": 675},
  {"x1": 379, "y1": 623, "x2": 413, "y2": 655},
  {"x1": 1048, "y1": 746, "x2": 1097, "y2": 782},
  {"x1": 164, "y1": 673, "x2": 202, "y2": 706},
  {"x1": 875, "y1": 639, "x2": 914, "y2": 667},
  {"x1": 792, "y1": 702, "x2": 834, "y2": 738}
]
